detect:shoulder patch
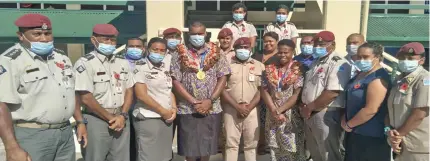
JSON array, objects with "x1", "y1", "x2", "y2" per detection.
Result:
[
  {"x1": 82, "y1": 54, "x2": 95, "y2": 61},
  {"x1": 423, "y1": 77, "x2": 430, "y2": 86},
  {"x1": 332, "y1": 56, "x2": 341, "y2": 62},
  {"x1": 76, "y1": 65, "x2": 86, "y2": 73},
  {"x1": 3, "y1": 49, "x2": 22, "y2": 59},
  {"x1": 53, "y1": 48, "x2": 66, "y2": 55},
  {"x1": 0, "y1": 65, "x2": 6, "y2": 75}
]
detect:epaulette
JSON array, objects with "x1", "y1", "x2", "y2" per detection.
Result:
[
  {"x1": 82, "y1": 53, "x2": 95, "y2": 61},
  {"x1": 53, "y1": 48, "x2": 66, "y2": 55},
  {"x1": 247, "y1": 21, "x2": 253, "y2": 25},
  {"x1": 224, "y1": 21, "x2": 232, "y2": 26},
  {"x1": 2, "y1": 48, "x2": 22, "y2": 59},
  {"x1": 268, "y1": 21, "x2": 276, "y2": 25},
  {"x1": 135, "y1": 59, "x2": 146, "y2": 65},
  {"x1": 332, "y1": 56, "x2": 341, "y2": 62},
  {"x1": 287, "y1": 21, "x2": 296, "y2": 26},
  {"x1": 115, "y1": 54, "x2": 125, "y2": 59}
]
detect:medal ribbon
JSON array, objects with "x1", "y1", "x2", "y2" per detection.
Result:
[{"x1": 190, "y1": 49, "x2": 209, "y2": 70}]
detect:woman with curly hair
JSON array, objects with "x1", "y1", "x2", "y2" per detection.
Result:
[{"x1": 260, "y1": 39, "x2": 306, "y2": 161}]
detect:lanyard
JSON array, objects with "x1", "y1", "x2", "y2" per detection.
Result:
[{"x1": 190, "y1": 49, "x2": 208, "y2": 70}]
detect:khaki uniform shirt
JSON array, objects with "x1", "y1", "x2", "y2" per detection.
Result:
[
  {"x1": 301, "y1": 52, "x2": 351, "y2": 108},
  {"x1": 221, "y1": 48, "x2": 235, "y2": 64},
  {"x1": 226, "y1": 58, "x2": 265, "y2": 104},
  {"x1": 222, "y1": 21, "x2": 258, "y2": 46},
  {"x1": 387, "y1": 66, "x2": 429, "y2": 153},
  {"x1": 74, "y1": 51, "x2": 134, "y2": 110},
  {"x1": 264, "y1": 22, "x2": 299, "y2": 40},
  {"x1": 0, "y1": 44, "x2": 75, "y2": 123},
  {"x1": 133, "y1": 55, "x2": 173, "y2": 118}
]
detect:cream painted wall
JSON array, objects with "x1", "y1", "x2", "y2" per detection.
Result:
[
  {"x1": 323, "y1": 1, "x2": 362, "y2": 56},
  {"x1": 146, "y1": 1, "x2": 185, "y2": 39}
]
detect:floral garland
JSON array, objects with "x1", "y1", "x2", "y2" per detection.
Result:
[
  {"x1": 265, "y1": 60, "x2": 302, "y2": 90},
  {"x1": 177, "y1": 42, "x2": 220, "y2": 72}
]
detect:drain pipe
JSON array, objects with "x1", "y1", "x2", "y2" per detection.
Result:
[{"x1": 360, "y1": 0, "x2": 370, "y2": 39}]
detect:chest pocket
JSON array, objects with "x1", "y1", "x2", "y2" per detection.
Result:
[
  {"x1": 93, "y1": 74, "x2": 110, "y2": 94},
  {"x1": 21, "y1": 70, "x2": 48, "y2": 93},
  {"x1": 63, "y1": 68, "x2": 75, "y2": 88}
]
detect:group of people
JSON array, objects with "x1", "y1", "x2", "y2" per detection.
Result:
[{"x1": 0, "y1": 2, "x2": 428, "y2": 161}]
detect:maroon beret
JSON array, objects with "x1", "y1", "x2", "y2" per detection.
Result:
[
  {"x1": 399, "y1": 42, "x2": 425, "y2": 55},
  {"x1": 15, "y1": 13, "x2": 51, "y2": 29},
  {"x1": 163, "y1": 28, "x2": 182, "y2": 36},
  {"x1": 233, "y1": 37, "x2": 251, "y2": 47},
  {"x1": 218, "y1": 28, "x2": 233, "y2": 39},
  {"x1": 93, "y1": 24, "x2": 119, "y2": 36},
  {"x1": 314, "y1": 31, "x2": 335, "y2": 42}
]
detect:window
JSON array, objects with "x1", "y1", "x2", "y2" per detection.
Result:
[
  {"x1": 44, "y1": 4, "x2": 66, "y2": 9},
  {"x1": 81, "y1": 4, "x2": 103, "y2": 10},
  {"x1": 0, "y1": 3, "x2": 17, "y2": 9}
]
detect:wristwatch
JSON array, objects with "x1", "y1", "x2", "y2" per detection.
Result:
[
  {"x1": 210, "y1": 98, "x2": 217, "y2": 104},
  {"x1": 75, "y1": 118, "x2": 88, "y2": 125},
  {"x1": 120, "y1": 112, "x2": 129, "y2": 120}
]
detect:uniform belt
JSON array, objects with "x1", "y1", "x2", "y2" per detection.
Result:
[
  {"x1": 14, "y1": 120, "x2": 70, "y2": 129},
  {"x1": 105, "y1": 108, "x2": 122, "y2": 114}
]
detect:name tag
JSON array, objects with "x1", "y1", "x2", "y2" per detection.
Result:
[
  {"x1": 248, "y1": 74, "x2": 255, "y2": 82},
  {"x1": 96, "y1": 72, "x2": 106, "y2": 75},
  {"x1": 26, "y1": 68, "x2": 39, "y2": 73}
]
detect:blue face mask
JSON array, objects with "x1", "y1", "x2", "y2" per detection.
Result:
[
  {"x1": 276, "y1": 14, "x2": 287, "y2": 23},
  {"x1": 167, "y1": 39, "x2": 180, "y2": 49},
  {"x1": 97, "y1": 42, "x2": 116, "y2": 55},
  {"x1": 354, "y1": 59, "x2": 374, "y2": 72},
  {"x1": 346, "y1": 45, "x2": 358, "y2": 56},
  {"x1": 235, "y1": 49, "x2": 251, "y2": 61},
  {"x1": 233, "y1": 13, "x2": 244, "y2": 21},
  {"x1": 189, "y1": 35, "x2": 205, "y2": 47},
  {"x1": 23, "y1": 35, "x2": 54, "y2": 56},
  {"x1": 125, "y1": 48, "x2": 143, "y2": 60},
  {"x1": 312, "y1": 47, "x2": 328, "y2": 58},
  {"x1": 301, "y1": 45, "x2": 313, "y2": 55},
  {"x1": 148, "y1": 52, "x2": 165, "y2": 64},
  {"x1": 30, "y1": 41, "x2": 54, "y2": 56},
  {"x1": 398, "y1": 60, "x2": 419, "y2": 73}
]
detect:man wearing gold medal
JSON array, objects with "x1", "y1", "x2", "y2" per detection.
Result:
[{"x1": 170, "y1": 21, "x2": 231, "y2": 161}]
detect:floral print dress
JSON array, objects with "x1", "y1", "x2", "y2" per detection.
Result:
[{"x1": 262, "y1": 61, "x2": 306, "y2": 161}]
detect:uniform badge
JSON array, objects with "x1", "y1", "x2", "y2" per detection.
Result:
[
  {"x1": 0, "y1": 65, "x2": 6, "y2": 75},
  {"x1": 318, "y1": 37, "x2": 323, "y2": 41},
  {"x1": 408, "y1": 48, "x2": 414, "y2": 54},
  {"x1": 133, "y1": 69, "x2": 139, "y2": 74},
  {"x1": 242, "y1": 26, "x2": 245, "y2": 32},
  {"x1": 423, "y1": 77, "x2": 430, "y2": 86},
  {"x1": 42, "y1": 23, "x2": 48, "y2": 30},
  {"x1": 76, "y1": 65, "x2": 86, "y2": 73}
]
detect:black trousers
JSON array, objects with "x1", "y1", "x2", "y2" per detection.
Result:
[{"x1": 344, "y1": 132, "x2": 391, "y2": 161}]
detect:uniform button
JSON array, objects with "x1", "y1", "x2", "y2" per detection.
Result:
[
  {"x1": 113, "y1": 94, "x2": 116, "y2": 96},
  {"x1": 35, "y1": 77, "x2": 38, "y2": 79},
  {"x1": 114, "y1": 103, "x2": 116, "y2": 105},
  {"x1": 58, "y1": 83, "x2": 61, "y2": 86},
  {"x1": 64, "y1": 107, "x2": 67, "y2": 109},
  {"x1": 112, "y1": 84, "x2": 114, "y2": 86},
  {"x1": 63, "y1": 96, "x2": 65, "y2": 98},
  {"x1": 52, "y1": 74, "x2": 54, "y2": 76}
]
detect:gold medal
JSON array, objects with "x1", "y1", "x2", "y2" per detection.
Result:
[{"x1": 196, "y1": 70, "x2": 206, "y2": 80}]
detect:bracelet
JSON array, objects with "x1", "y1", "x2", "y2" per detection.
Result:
[
  {"x1": 346, "y1": 122, "x2": 353, "y2": 130},
  {"x1": 384, "y1": 126, "x2": 392, "y2": 136}
]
